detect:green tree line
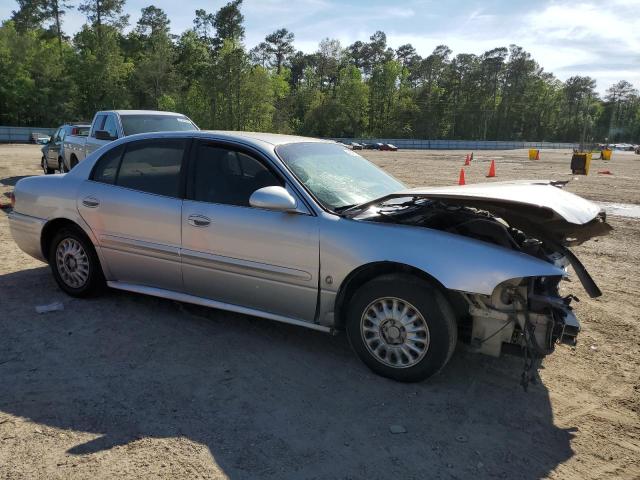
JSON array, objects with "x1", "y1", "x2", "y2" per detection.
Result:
[{"x1": 1, "y1": 0, "x2": 639, "y2": 142}]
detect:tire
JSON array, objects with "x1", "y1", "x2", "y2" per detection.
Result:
[
  {"x1": 346, "y1": 274, "x2": 457, "y2": 382},
  {"x1": 48, "y1": 225, "x2": 104, "y2": 297},
  {"x1": 69, "y1": 155, "x2": 78, "y2": 170},
  {"x1": 42, "y1": 156, "x2": 55, "y2": 174},
  {"x1": 58, "y1": 158, "x2": 69, "y2": 173}
]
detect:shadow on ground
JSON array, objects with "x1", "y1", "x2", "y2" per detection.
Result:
[
  {"x1": 0, "y1": 175, "x2": 33, "y2": 187},
  {"x1": 0, "y1": 267, "x2": 575, "y2": 479}
]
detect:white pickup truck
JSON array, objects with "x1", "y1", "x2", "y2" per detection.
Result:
[{"x1": 62, "y1": 110, "x2": 199, "y2": 170}]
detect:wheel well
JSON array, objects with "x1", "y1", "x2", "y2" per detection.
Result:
[
  {"x1": 333, "y1": 261, "x2": 450, "y2": 329},
  {"x1": 40, "y1": 218, "x2": 86, "y2": 261}
]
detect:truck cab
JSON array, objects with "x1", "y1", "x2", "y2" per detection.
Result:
[
  {"x1": 63, "y1": 110, "x2": 198, "y2": 170},
  {"x1": 84, "y1": 111, "x2": 122, "y2": 157}
]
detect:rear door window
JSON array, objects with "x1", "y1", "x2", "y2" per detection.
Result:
[{"x1": 116, "y1": 140, "x2": 186, "y2": 197}]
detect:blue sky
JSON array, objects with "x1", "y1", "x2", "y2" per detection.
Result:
[{"x1": 2, "y1": 0, "x2": 639, "y2": 95}]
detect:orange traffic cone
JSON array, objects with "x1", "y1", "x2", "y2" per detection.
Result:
[
  {"x1": 486, "y1": 160, "x2": 496, "y2": 178},
  {"x1": 458, "y1": 168, "x2": 466, "y2": 185},
  {"x1": 535, "y1": 150, "x2": 540, "y2": 160},
  {"x1": 464, "y1": 154, "x2": 471, "y2": 166}
]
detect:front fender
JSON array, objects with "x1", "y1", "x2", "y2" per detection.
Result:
[{"x1": 320, "y1": 215, "x2": 564, "y2": 297}]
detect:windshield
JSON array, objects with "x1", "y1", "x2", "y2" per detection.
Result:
[
  {"x1": 120, "y1": 115, "x2": 198, "y2": 136},
  {"x1": 276, "y1": 142, "x2": 405, "y2": 211}
]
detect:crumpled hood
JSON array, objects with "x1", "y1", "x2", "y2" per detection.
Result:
[
  {"x1": 396, "y1": 180, "x2": 601, "y2": 225},
  {"x1": 344, "y1": 180, "x2": 608, "y2": 298},
  {"x1": 344, "y1": 178, "x2": 610, "y2": 249}
]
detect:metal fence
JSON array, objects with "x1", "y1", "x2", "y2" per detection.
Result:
[
  {"x1": 1, "y1": 126, "x2": 579, "y2": 150},
  {"x1": 0, "y1": 126, "x2": 57, "y2": 143},
  {"x1": 333, "y1": 138, "x2": 579, "y2": 150}
]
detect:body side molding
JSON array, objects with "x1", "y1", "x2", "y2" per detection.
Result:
[{"x1": 107, "y1": 281, "x2": 333, "y2": 333}]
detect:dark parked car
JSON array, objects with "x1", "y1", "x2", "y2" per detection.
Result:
[
  {"x1": 363, "y1": 142, "x2": 384, "y2": 150},
  {"x1": 350, "y1": 142, "x2": 363, "y2": 150},
  {"x1": 41, "y1": 123, "x2": 90, "y2": 174},
  {"x1": 380, "y1": 143, "x2": 398, "y2": 151}
]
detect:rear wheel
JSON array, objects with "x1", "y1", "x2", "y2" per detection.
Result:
[
  {"x1": 48, "y1": 226, "x2": 104, "y2": 297},
  {"x1": 346, "y1": 274, "x2": 457, "y2": 382},
  {"x1": 58, "y1": 158, "x2": 69, "y2": 173},
  {"x1": 42, "y1": 156, "x2": 55, "y2": 174}
]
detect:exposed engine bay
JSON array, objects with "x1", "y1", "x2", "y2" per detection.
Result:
[{"x1": 346, "y1": 189, "x2": 611, "y2": 389}]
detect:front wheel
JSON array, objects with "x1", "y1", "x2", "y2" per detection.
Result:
[
  {"x1": 346, "y1": 274, "x2": 457, "y2": 382},
  {"x1": 49, "y1": 226, "x2": 104, "y2": 297}
]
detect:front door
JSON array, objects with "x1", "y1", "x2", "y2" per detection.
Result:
[
  {"x1": 47, "y1": 128, "x2": 62, "y2": 167},
  {"x1": 77, "y1": 139, "x2": 188, "y2": 291},
  {"x1": 181, "y1": 141, "x2": 319, "y2": 321}
]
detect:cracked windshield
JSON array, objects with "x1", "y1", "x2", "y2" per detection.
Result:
[{"x1": 276, "y1": 142, "x2": 405, "y2": 210}]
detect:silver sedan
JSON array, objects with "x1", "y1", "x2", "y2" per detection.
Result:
[{"x1": 9, "y1": 132, "x2": 609, "y2": 384}]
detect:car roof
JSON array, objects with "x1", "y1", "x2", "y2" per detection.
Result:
[
  {"x1": 120, "y1": 130, "x2": 333, "y2": 149},
  {"x1": 203, "y1": 131, "x2": 330, "y2": 146},
  {"x1": 97, "y1": 110, "x2": 189, "y2": 117}
]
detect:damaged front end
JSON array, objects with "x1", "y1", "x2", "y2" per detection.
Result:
[
  {"x1": 462, "y1": 276, "x2": 580, "y2": 389},
  {"x1": 344, "y1": 182, "x2": 610, "y2": 388}
]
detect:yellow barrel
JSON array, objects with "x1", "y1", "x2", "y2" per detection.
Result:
[
  {"x1": 528, "y1": 149, "x2": 539, "y2": 160},
  {"x1": 601, "y1": 149, "x2": 612, "y2": 160}
]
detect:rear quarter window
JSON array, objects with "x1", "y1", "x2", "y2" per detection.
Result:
[{"x1": 91, "y1": 145, "x2": 124, "y2": 184}]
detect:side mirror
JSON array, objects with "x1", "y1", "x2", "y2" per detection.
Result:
[
  {"x1": 95, "y1": 130, "x2": 116, "y2": 141},
  {"x1": 249, "y1": 186, "x2": 297, "y2": 212}
]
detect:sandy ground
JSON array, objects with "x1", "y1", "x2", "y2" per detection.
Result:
[{"x1": 0, "y1": 144, "x2": 638, "y2": 480}]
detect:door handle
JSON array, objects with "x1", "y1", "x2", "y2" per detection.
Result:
[
  {"x1": 82, "y1": 196, "x2": 100, "y2": 208},
  {"x1": 187, "y1": 214, "x2": 211, "y2": 227}
]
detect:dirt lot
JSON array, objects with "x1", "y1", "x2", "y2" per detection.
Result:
[{"x1": 0, "y1": 144, "x2": 638, "y2": 479}]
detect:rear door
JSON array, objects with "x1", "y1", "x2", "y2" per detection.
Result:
[
  {"x1": 181, "y1": 140, "x2": 320, "y2": 321},
  {"x1": 77, "y1": 138, "x2": 188, "y2": 291}
]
